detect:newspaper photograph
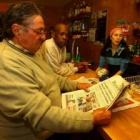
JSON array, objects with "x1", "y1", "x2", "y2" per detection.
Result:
[{"x1": 111, "y1": 90, "x2": 140, "y2": 112}]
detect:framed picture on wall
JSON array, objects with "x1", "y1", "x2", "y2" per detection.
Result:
[{"x1": 88, "y1": 28, "x2": 96, "y2": 42}]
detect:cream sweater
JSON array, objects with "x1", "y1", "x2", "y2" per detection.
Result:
[
  {"x1": 0, "y1": 40, "x2": 93, "y2": 140},
  {"x1": 37, "y1": 38, "x2": 78, "y2": 76}
]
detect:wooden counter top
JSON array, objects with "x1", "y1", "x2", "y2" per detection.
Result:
[
  {"x1": 69, "y1": 69, "x2": 140, "y2": 140},
  {"x1": 68, "y1": 68, "x2": 98, "y2": 80},
  {"x1": 97, "y1": 105, "x2": 140, "y2": 140}
]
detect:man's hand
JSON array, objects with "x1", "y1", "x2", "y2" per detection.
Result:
[
  {"x1": 77, "y1": 65, "x2": 88, "y2": 73},
  {"x1": 74, "y1": 62, "x2": 89, "y2": 73},
  {"x1": 74, "y1": 61, "x2": 88, "y2": 67},
  {"x1": 93, "y1": 107, "x2": 112, "y2": 126},
  {"x1": 77, "y1": 82, "x2": 92, "y2": 92}
]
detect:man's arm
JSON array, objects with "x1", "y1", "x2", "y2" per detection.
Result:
[
  {"x1": 56, "y1": 73, "x2": 92, "y2": 92},
  {"x1": 47, "y1": 52, "x2": 78, "y2": 76},
  {"x1": 43, "y1": 42, "x2": 78, "y2": 76},
  {"x1": 0, "y1": 66, "x2": 111, "y2": 133},
  {"x1": 0, "y1": 66, "x2": 94, "y2": 133}
]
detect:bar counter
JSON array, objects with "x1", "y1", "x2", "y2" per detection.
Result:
[
  {"x1": 69, "y1": 69, "x2": 140, "y2": 140},
  {"x1": 68, "y1": 68, "x2": 98, "y2": 80}
]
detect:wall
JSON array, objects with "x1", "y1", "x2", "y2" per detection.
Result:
[
  {"x1": 64, "y1": 0, "x2": 140, "y2": 70},
  {"x1": 0, "y1": 3, "x2": 10, "y2": 12},
  {"x1": 40, "y1": 6, "x2": 64, "y2": 38},
  {"x1": 106, "y1": 0, "x2": 140, "y2": 44},
  {"x1": 0, "y1": 2, "x2": 64, "y2": 39}
]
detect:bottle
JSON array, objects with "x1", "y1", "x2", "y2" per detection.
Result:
[
  {"x1": 130, "y1": 45, "x2": 134, "y2": 59},
  {"x1": 77, "y1": 20, "x2": 81, "y2": 32},
  {"x1": 81, "y1": 20, "x2": 86, "y2": 32},
  {"x1": 76, "y1": 46, "x2": 80, "y2": 62},
  {"x1": 76, "y1": 4, "x2": 80, "y2": 15},
  {"x1": 73, "y1": 20, "x2": 78, "y2": 32},
  {"x1": 133, "y1": 40, "x2": 138, "y2": 56},
  {"x1": 74, "y1": 3, "x2": 78, "y2": 16},
  {"x1": 73, "y1": 21, "x2": 76, "y2": 32},
  {"x1": 88, "y1": 4, "x2": 91, "y2": 13},
  {"x1": 82, "y1": 0, "x2": 86, "y2": 13},
  {"x1": 72, "y1": 3, "x2": 76, "y2": 17},
  {"x1": 86, "y1": 4, "x2": 91, "y2": 13},
  {"x1": 69, "y1": 23, "x2": 73, "y2": 34},
  {"x1": 136, "y1": 41, "x2": 140, "y2": 56},
  {"x1": 68, "y1": 8, "x2": 72, "y2": 18},
  {"x1": 80, "y1": 4, "x2": 83, "y2": 14}
]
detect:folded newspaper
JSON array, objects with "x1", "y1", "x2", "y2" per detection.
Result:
[
  {"x1": 111, "y1": 90, "x2": 140, "y2": 112},
  {"x1": 62, "y1": 75, "x2": 131, "y2": 112}
]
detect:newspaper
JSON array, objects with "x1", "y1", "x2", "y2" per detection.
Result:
[
  {"x1": 62, "y1": 75, "x2": 129, "y2": 112},
  {"x1": 74, "y1": 76, "x2": 99, "y2": 85},
  {"x1": 111, "y1": 90, "x2": 140, "y2": 112}
]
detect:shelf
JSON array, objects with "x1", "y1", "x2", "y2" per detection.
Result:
[
  {"x1": 69, "y1": 31, "x2": 88, "y2": 37},
  {"x1": 67, "y1": 13, "x2": 91, "y2": 21},
  {"x1": 67, "y1": 13, "x2": 91, "y2": 37},
  {"x1": 133, "y1": 29, "x2": 140, "y2": 36}
]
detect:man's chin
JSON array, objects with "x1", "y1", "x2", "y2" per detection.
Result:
[{"x1": 59, "y1": 44, "x2": 66, "y2": 48}]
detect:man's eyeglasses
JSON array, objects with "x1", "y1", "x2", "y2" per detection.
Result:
[{"x1": 22, "y1": 24, "x2": 46, "y2": 37}]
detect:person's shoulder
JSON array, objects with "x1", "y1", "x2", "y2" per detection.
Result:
[
  {"x1": 120, "y1": 44, "x2": 130, "y2": 56},
  {"x1": 101, "y1": 45, "x2": 110, "y2": 52},
  {"x1": 121, "y1": 44, "x2": 130, "y2": 51},
  {"x1": 42, "y1": 38, "x2": 55, "y2": 48},
  {"x1": 44, "y1": 38, "x2": 53, "y2": 44}
]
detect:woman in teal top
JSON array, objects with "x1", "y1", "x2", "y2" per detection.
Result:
[{"x1": 96, "y1": 28, "x2": 130, "y2": 77}]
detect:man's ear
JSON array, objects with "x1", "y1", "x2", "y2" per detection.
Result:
[
  {"x1": 11, "y1": 24, "x2": 21, "y2": 37},
  {"x1": 51, "y1": 31, "x2": 55, "y2": 38}
]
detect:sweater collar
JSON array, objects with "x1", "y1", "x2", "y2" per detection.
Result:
[{"x1": 5, "y1": 39, "x2": 34, "y2": 55}]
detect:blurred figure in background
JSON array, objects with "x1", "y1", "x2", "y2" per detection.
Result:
[
  {"x1": 37, "y1": 23, "x2": 88, "y2": 77},
  {"x1": 96, "y1": 27, "x2": 130, "y2": 78}
]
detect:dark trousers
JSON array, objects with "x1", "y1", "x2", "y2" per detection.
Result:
[{"x1": 46, "y1": 129, "x2": 104, "y2": 140}]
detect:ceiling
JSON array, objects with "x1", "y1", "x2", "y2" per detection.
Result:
[{"x1": 0, "y1": 0, "x2": 73, "y2": 6}]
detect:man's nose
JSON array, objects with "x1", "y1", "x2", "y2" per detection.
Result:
[{"x1": 63, "y1": 35, "x2": 68, "y2": 40}]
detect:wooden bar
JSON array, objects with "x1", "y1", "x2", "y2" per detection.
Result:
[
  {"x1": 68, "y1": 68, "x2": 98, "y2": 80},
  {"x1": 69, "y1": 69, "x2": 140, "y2": 140},
  {"x1": 97, "y1": 105, "x2": 140, "y2": 140}
]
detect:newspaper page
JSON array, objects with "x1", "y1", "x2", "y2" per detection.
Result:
[
  {"x1": 74, "y1": 76, "x2": 99, "y2": 85},
  {"x1": 111, "y1": 90, "x2": 140, "y2": 112},
  {"x1": 62, "y1": 75, "x2": 129, "y2": 112}
]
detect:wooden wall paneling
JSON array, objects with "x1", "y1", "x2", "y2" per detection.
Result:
[
  {"x1": 0, "y1": 2, "x2": 11, "y2": 12},
  {"x1": 40, "y1": 6, "x2": 64, "y2": 39}
]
